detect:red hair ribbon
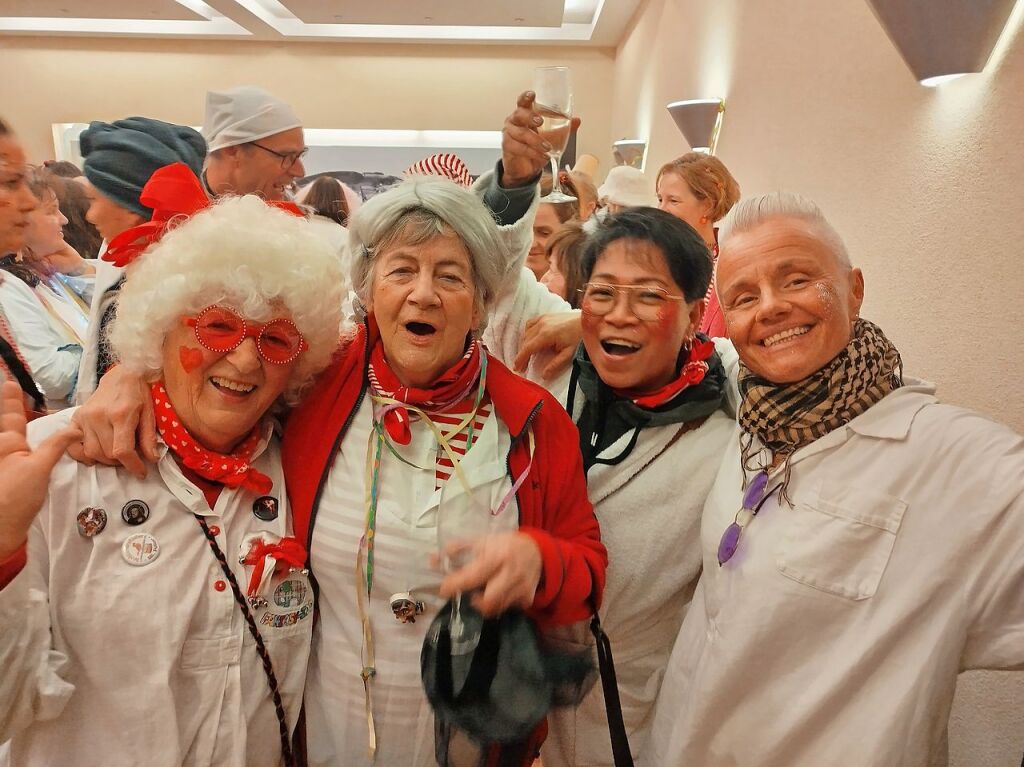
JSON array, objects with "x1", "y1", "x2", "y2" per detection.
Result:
[
  {"x1": 102, "y1": 162, "x2": 305, "y2": 267},
  {"x1": 242, "y1": 536, "x2": 308, "y2": 598}
]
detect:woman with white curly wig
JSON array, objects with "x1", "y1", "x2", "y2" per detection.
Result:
[{"x1": 0, "y1": 190, "x2": 344, "y2": 767}]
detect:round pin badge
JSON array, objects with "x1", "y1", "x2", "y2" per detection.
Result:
[
  {"x1": 121, "y1": 500, "x2": 150, "y2": 526},
  {"x1": 252, "y1": 496, "x2": 279, "y2": 521},
  {"x1": 121, "y1": 533, "x2": 160, "y2": 566},
  {"x1": 76, "y1": 507, "x2": 107, "y2": 538}
]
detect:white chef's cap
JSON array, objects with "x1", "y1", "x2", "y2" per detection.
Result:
[{"x1": 202, "y1": 86, "x2": 303, "y2": 152}]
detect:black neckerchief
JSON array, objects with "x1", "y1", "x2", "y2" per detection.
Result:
[{"x1": 567, "y1": 335, "x2": 727, "y2": 474}]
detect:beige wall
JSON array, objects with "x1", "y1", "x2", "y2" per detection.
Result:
[
  {"x1": 0, "y1": 36, "x2": 615, "y2": 173},
  {"x1": 613, "y1": 0, "x2": 1024, "y2": 764},
  {"x1": 2, "y1": 4, "x2": 1022, "y2": 760}
]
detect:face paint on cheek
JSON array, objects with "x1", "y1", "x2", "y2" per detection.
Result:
[
  {"x1": 653, "y1": 301, "x2": 681, "y2": 337},
  {"x1": 179, "y1": 346, "x2": 204, "y2": 373}
]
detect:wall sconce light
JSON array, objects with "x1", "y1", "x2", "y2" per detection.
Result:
[
  {"x1": 612, "y1": 139, "x2": 647, "y2": 169},
  {"x1": 666, "y1": 98, "x2": 725, "y2": 154},
  {"x1": 866, "y1": 0, "x2": 1018, "y2": 86}
]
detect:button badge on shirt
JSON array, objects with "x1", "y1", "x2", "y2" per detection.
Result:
[
  {"x1": 76, "y1": 507, "x2": 108, "y2": 537},
  {"x1": 121, "y1": 500, "x2": 150, "y2": 526},
  {"x1": 121, "y1": 532, "x2": 160, "y2": 566},
  {"x1": 252, "y1": 495, "x2": 279, "y2": 521}
]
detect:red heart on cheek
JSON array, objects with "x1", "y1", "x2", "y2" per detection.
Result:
[{"x1": 178, "y1": 346, "x2": 204, "y2": 373}]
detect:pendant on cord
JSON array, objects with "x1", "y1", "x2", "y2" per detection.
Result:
[{"x1": 390, "y1": 591, "x2": 425, "y2": 623}]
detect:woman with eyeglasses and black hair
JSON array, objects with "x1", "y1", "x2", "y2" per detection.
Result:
[{"x1": 499, "y1": 205, "x2": 738, "y2": 766}]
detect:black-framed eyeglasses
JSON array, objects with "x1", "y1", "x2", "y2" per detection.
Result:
[
  {"x1": 577, "y1": 282, "x2": 686, "y2": 322},
  {"x1": 249, "y1": 142, "x2": 308, "y2": 170}
]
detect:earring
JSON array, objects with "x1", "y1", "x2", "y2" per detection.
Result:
[{"x1": 699, "y1": 215, "x2": 709, "y2": 225}]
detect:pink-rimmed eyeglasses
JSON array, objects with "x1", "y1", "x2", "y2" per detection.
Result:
[{"x1": 183, "y1": 305, "x2": 308, "y2": 365}]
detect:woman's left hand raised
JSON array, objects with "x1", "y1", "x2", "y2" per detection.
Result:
[
  {"x1": 0, "y1": 381, "x2": 81, "y2": 561},
  {"x1": 439, "y1": 531, "x2": 542, "y2": 617}
]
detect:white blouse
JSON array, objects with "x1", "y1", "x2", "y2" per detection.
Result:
[{"x1": 0, "y1": 409, "x2": 313, "y2": 767}]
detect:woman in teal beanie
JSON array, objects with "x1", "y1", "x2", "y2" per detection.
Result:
[{"x1": 77, "y1": 116, "x2": 207, "y2": 401}]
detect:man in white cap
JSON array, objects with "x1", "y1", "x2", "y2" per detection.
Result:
[{"x1": 202, "y1": 85, "x2": 307, "y2": 201}]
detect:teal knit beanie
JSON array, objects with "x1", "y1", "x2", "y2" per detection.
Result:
[{"x1": 81, "y1": 117, "x2": 206, "y2": 218}]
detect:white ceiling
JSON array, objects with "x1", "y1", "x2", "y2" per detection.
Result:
[{"x1": 0, "y1": 0, "x2": 641, "y2": 45}]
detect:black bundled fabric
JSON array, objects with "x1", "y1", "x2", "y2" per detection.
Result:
[{"x1": 421, "y1": 595, "x2": 595, "y2": 749}]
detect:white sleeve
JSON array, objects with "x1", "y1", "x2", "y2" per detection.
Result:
[
  {"x1": 0, "y1": 456, "x2": 74, "y2": 740},
  {"x1": 961, "y1": 423, "x2": 1024, "y2": 670},
  {"x1": 0, "y1": 277, "x2": 81, "y2": 403},
  {"x1": 481, "y1": 266, "x2": 574, "y2": 401},
  {"x1": 713, "y1": 337, "x2": 740, "y2": 419},
  {"x1": 472, "y1": 170, "x2": 540, "y2": 287}
]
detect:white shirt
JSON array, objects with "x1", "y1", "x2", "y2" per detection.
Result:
[
  {"x1": 0, "y1": 273, "x2": 81, "y2": 408},
  {"x1": 304, "y1": 396, "x2": 517, "y2": 767},
  {"x1": 75, "y1": 256, "x2": 122, "y2": 403},
  {"x1": 0, "y1": 410, "x2": 313, "y2": 767},
  {"x1": 645, "y1": 382, "x2": 1024, "y2": 767},
  {"x1": 493, "y1": 266, "x2": 741, "y2": 766}
]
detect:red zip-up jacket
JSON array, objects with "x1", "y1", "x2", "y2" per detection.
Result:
[
  {"x1": 282, "y1": 322, "x2": 606, "y2": 765},
  {"x1": 282, "y1": 322, "x2": 606, "y2": 626}
]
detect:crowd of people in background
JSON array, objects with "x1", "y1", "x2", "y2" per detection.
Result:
[{"x1": 0, "y1": 82, "x2": 1022, "y2": 767}]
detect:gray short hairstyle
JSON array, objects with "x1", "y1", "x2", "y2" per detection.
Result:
[
  {"x1": 109, "y1": 195, "x2": 345, "y2": 405},
  {"x1": 719, "y1": 191, "x2": 852, "y2": 268},
  {"x1": 347, "y1": 176, "x2": 505, "y2": 332}
]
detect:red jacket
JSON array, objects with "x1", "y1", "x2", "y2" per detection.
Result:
[{"x1": 282, "y1": 322, "x2": 607, "y2": 628}]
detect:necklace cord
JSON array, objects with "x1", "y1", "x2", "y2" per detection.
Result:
[{"x1": 193, "y1": 514, "x2": 295, "y2": 767}]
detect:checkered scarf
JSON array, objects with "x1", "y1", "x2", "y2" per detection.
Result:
[{"x1": 737, "y1": 318, "x2": 903, "y2": 504}]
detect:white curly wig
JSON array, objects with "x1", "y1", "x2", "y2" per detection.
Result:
[
  {"x1": 109, "y1": 195, "x2": 344, "y2": 404},
  {"x1": 347, "y1": 176, "x2": 505, "y2": 332}
]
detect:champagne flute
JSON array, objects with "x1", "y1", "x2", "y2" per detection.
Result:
[
  {"x1": 534, "y1": 66, "x2": 577, "y2": 203},
  {"x1": 436, "y1": 477, "x2": 494, "y2": 656}
]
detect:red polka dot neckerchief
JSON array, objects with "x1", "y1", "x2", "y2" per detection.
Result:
[{"x1": 150, "y1": 381, "x2": 273, "y2": 495}]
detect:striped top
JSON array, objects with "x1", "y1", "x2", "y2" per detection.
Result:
[
  {"x1": 305, "y1": 395, "x2": 517, "y2": 766},
  {"x1": 428, "y1": 397, "x2": 492, "y2": 487}
]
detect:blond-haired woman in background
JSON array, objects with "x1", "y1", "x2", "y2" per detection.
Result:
[{"x1": 656, "y1": 153, "x2": 740, "y2": 338}]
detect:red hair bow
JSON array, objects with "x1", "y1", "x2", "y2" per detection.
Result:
[{"x1": 102, "y1": 162, "x2": 305, "y2": 267}]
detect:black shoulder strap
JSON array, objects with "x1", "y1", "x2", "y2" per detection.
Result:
[
  {"x1": 0, "y1": 334, "x2": 45, "y2": 412},
  {"x1": 589, "y1": 605, "x2": 634, "y2": 767}
]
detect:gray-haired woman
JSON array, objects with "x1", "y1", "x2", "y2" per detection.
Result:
[
  {"x1": 282, "y1": 174, "x2": 606, "y2": 767},
  {"x1": 0, "y1": 194, "x2": 344, "y2": 767}
]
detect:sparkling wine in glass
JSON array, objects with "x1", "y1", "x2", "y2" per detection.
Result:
[{"x1": 534, "y1": 66, "x2": 577, "y2": 203}]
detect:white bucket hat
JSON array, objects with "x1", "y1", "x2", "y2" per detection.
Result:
[{"x1": 597, "y1": 166, "x2": 656, "y2": 207}]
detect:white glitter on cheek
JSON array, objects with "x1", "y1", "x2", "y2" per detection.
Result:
[{"x1": 815, "y1": 280, "x2": 839, "y2": 319}]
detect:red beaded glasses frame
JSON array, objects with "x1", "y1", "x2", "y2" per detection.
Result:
[{"x1": 183, "y1": 304, "x2": 308, "y2": 365}]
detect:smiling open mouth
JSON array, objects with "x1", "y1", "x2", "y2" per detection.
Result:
[
  {"x1": 762, "y1": 326, "x2": 811, "y2": 347},
  {"x1": 406, "y1": 321, "x2": 437, "y2": 336},
  {"x1": 601, "y1": 339, "x2": 641, "y2": 356},
  {"x1": 210, "y1": 376, "x2": 256, "y2": 395}
]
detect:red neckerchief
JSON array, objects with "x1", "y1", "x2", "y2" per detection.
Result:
[
  {"x1": 103, "y1": 163, "x2": 305, "y2": 267},
  {"x1": 613, "y1": 338, "x2": 716, "y2": 409},
  {"x1": 366, "y1": 315, "x2": 483, "y2": 446},
  {"x1": 150, "y1": 381, "x2": 273, "y2": 495}
]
